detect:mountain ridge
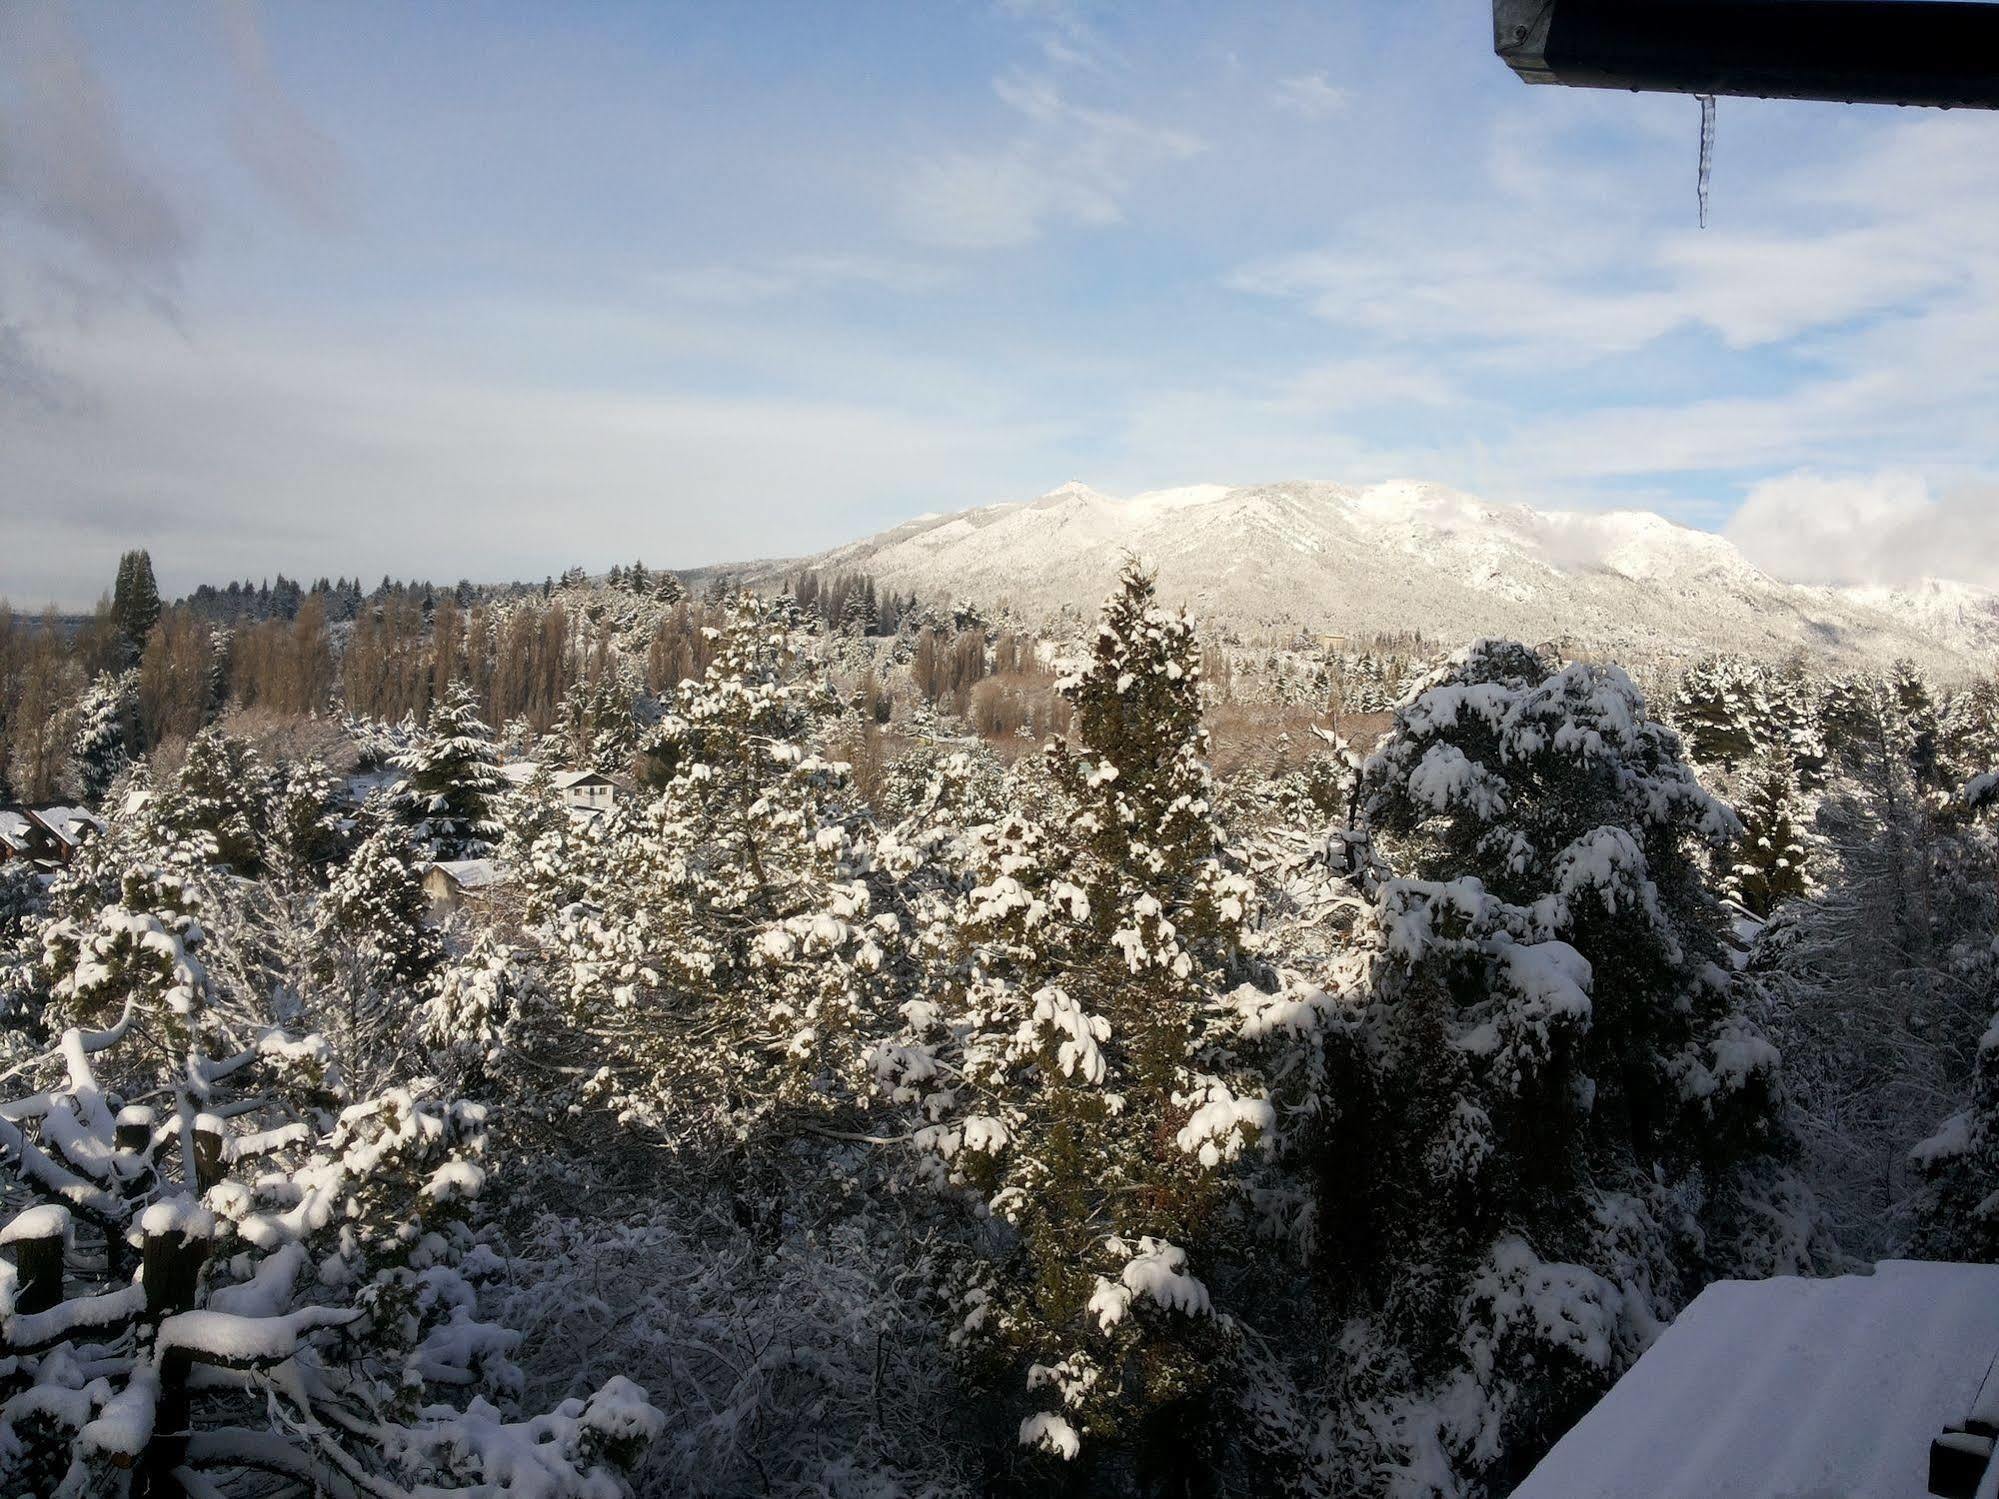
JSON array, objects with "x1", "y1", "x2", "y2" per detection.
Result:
[{"x1": 749, "y1": 480, "x2": 1997, "y2": 672}]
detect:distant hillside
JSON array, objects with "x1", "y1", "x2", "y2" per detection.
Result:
[{"x1": 752, "y1": 479, "x2": 1995, "y2": 672}]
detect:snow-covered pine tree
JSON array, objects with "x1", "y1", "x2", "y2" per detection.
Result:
[
  {"x1": 1317, "y1": 639, "x2": 1812, "y2": 1494},
  {"x1": 1906, "y1": 765, "x2": 1999, "y2": 1262},
  {"x1": 389, "y1": 681, "x2": 505, "y2": 858},
  {"x1": 1727, "y1": 750, "x2": 1811, "y2": 918},
  {"x1": 1912, "y1": 1001, "x2": 1999, "y2": 1263},
  {"x1": 553, "y1": 593, "x2": 898, "y2": 1154},
  {"x1": 892, "y1": 563, "x2": 1278, "y2": 1486},
  {"x1": 0, "y1": 808, "x2": 661, "y2": 1495},
  {"x1": 141, "y1": 727, "x2": 276, "y2": 877},
  {"x1": 1669, "y1": 654, "x2": 1764, "y2": 778},
  {"x1": 307, "y1": 822, "x2": 443, "y2": 1093},
  {"x1": 264, "y1": 756, "x2": 347, "y2": 882},
  {"x1": 503, "y1": 761, "x2": 594, "y2": 926},
  {"x1": 562, "y1": 668, "x2": 637, "y2": 774},
  {"x1": 63, "y1": 670, "x2": 137, "y2": 808}
]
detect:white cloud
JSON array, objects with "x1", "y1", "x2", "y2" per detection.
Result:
[
  {"x1": 1273, "y1": 73, "x2": 1347, "y2": 120},
  {"x1": 0, "y1": 4, "x2": 187, "y2": 274},
  {"x1": 217, "y1": 0, "x2": 357, "y2": 232},
  {"x1": 1724, "y1": 470, "x2": 1999, "y2": 589},
  {"x1": 896, "y1": 69, "x2": 1199, "y2": 250},
  {"x1": 0, "y1": 303, "x2": 1071, "y2": 606},
  {"x1": 650, "y1": 255, "x2": 949, "y2": 305}
]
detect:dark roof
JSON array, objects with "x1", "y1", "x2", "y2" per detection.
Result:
[{"x1": 1495, "y1": 0, "x2": 1999, "y2": 109}]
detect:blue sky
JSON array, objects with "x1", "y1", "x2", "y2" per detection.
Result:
[{"x1": 3, "y1": 0, "x2": 1997, "y2": 606}]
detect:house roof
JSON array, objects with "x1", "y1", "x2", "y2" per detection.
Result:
[
  {"x1": 552, "y1": 769, "x2": 613, "y2": 789},
  {"x1": 0, "y1": 810, "x2": 32, "y2": 852},
  {"x1": 426, "y1": 858, "x2": 506, "y2": 890},
  {"x1": 1514, "y1": 1259, "x2": 1999, "y2": 1499},
  {"x1": 27, "y1": 806, "x2": 104, "y2": 848}
]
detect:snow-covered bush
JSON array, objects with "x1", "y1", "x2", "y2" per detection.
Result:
[
  {"x1": 0, "y1": 809, "x2": 661, "y2": 1496},
  {"x1": 488, "y1": 1196, "x2": 973, "y2": 1499}
]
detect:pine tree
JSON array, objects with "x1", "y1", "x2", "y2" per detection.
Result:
[
  {"x1": 63, "y1": 669, "x2": 137, "y2": 808},
  {"x1": 111, "y1": 548, "x2": 162, "y2": 665},
  {"x1": 1910, "y1": 766, "x2": 1999, "y2": 1261},
  {"x1": 552, "y1": 593, "x2": 894, "y2": 1152},
  {"x1": 309, "y1": 822, "x2": 444, "y2": 1092},
  {"x1": 563, "y1": 668, "x2": 637, "y2": 774},
  {"x1": 1728, "y1": 751, "x2": 1811, "y2": 917},
  {"x1": 1316, "y1": 640, "x2": 1812, "y2": 1493},
  {"x1": 266, "y1": 756, "x2": 347, "y2": 881},
  {"x1": 389, "y1": 681, "x2": 505, "y2": 858},
  {"x1": 1670, "y1": 654, "x2": 1764, "y2": 776},
  {"x1": 143, "y1": 727, "x2": 276, "y2": 876},
  {"x1": 896, "y1": 563, "x2": 1278, "y2": 1484}
]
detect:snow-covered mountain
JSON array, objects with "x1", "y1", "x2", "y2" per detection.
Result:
[{"x1": 785, "y1": 479, "x2": 1997, "y2": 671}]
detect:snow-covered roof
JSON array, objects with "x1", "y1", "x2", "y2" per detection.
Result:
[
  {"x1": 1514, "y1": 1260, "x2": 1999, "y2": 1499},
  {"x1": 0, "y1": 810, "x2": 30, "y2": 851},
  {"x1": 30, "y1": 806, "x2": 104, "y2": 847},
  {"x1": 552, "y1": 769, "x2": 614, "y2": 789},
  {"x1": 426, "y1": 859, "x2": 506, "y2": 890}
]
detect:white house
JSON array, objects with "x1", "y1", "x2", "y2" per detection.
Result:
[
  {"x1": 498, "y1": 762, "x2": 620, "y2": 819},
  {"x1": 0, "y1": 810, "x2": 34, "y2": 864},
  {"x1": 552, "y1": 769, "x2": 619, "y2": 817}
]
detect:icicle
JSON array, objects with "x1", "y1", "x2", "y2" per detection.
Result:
[{"x1": 1696, "y1": 93, "x2": 1716, "y2": 228}]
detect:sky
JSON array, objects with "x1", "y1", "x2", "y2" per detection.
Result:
[{"x1": 3, "y1": 0, "x2": 1998, "y2": 608}]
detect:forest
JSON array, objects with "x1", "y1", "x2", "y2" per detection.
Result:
[{"x1": 0, "y1": 549, "x2": 1991, "y2": 1497}]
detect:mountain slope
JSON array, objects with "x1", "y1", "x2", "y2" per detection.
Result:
[{"x1": 795, "y1": 479, "x2": 1995, "y2": 671}]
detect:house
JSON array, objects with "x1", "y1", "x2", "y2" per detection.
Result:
[
  {"x1": 498, "y1": 762, "x2": 620, "y2": 819},
  {"x1": 0, "y1": 806, "x2": 106, "y2": 868},
  {"x1": 1513, "y1": 1259, "x2": 1999, "y2": 1499},
  {"x1": 497, "y1": 761, "x2": 541, "y2": 790},
  {"x1": 0, "y1": 810, "x2": 36, "y2": 865},
  {"x1": 552, "y1": 770, "x2": 618, "y2": 817},
  {"x1": 421, "y1": 858, "x2": 508, "y2": 918},
  {"x1": 30, "y1": 806, "x2": 106, "y2": 864}
]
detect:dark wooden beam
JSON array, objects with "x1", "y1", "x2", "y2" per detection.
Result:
[{"x1": 1495, "y1": 0, "x2": 1999, "y2": 108}]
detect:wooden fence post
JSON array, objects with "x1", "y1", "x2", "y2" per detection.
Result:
[
  {"x1": 138, "y1": 1203, "x2": 212, "y2": 1499},
  {"x1": 190, "y1": 1113, "x2": 227, "y2": 1196},
  {"x1": 0, "y1": 1205, "x2": 70, "y2": 1317}
]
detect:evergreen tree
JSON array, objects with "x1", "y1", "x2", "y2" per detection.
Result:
[
  {"x1": 111, "y1": 548, "x2": 162, "y2": 664},
  {"x1": 63, "y1": 669, "x2": 137, "y2": 808},
  {"x1": 896, "y1": 563, "x2": 1278, "y2": 1485},
  {"x1": 1315, "y1": 640, "x2": 1813, "y2": 1493},
  {"x1": 389, "y1": 681, "x2": 505, "y2": 858},
  {"x1": 309, "y1": 822, "x2": 444, "y2": 1091},
  {"x1": 1670, "y1": 654, "x2": 1763, "y2": 776},
  {"x1": 1727, "y1": 751, "x2": 1811, "y2": 917},
  {"x1": 563, "y1": 668, "x2": 637, "y2": 774},
  {"x1": 266, "y1": 756, "x2": 348, "y2": 881},
  {"x1": 144, "y1": 727, "x2": 276, "y2": 876},
  {"x1": 1911, "y1": 767, "x2": 1999, "y2": 1261},
  {"x1": 553, "y1": 593, "x2": 893, "y2": 1151},
  {"x1": 3, "y1": 800, "x2": 660, "y2": 1494}
]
